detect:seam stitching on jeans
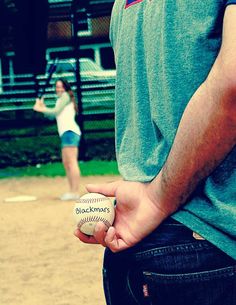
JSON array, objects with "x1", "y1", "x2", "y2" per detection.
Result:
[
  {"x1": 143, "y1": 265, "x2": 236, "y2": 283},
  {"x1": 126, "y1": 270, "x2": 140, "y2": 305},
  {"x1": 135, "y1": 242, "x2": 213, "y2": 260}
]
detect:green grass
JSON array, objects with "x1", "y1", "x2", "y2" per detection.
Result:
[{"x1": 0, "y1": 160, "x2": 120, "y2": 179}]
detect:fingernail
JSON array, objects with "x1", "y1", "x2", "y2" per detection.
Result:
[
  {"x1": 94, "y1": 223, "x2": 100, "y2": 232},
  {"x1": 95, "y1": 221, "x2": 104, "y2": 233}
]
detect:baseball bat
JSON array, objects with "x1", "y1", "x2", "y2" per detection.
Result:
[{"x1": 37, "y1": 57, "x2": 59, "y2": 99}]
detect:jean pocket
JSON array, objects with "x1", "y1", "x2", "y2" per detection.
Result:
[
  {"x1": 103, "y1": 267, "x2": 147, "y2": 305},
  {"x1": 143, "y1": 265, "x2": 236, "y2": 305},
  {"x1": 103, "y1": 268, "x2": 113, "y2": 305}
]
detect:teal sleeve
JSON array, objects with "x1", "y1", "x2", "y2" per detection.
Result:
[
  {"x1": 226, "y1": 0, "x2": 236, "y2": 5},
  {"x1": 43, "y1": 92, "x2": 71, "y2": 117}
]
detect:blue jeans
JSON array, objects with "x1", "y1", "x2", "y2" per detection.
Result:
[{"x1": 103, "y1": 218, "x2": 236, "y2": 305}]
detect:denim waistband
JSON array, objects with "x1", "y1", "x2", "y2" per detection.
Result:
[
  {"x1": 104, "y1": 217, "x2": 210, "y2": 264},
  {"x1": 129, "y1": 217, "x2": 204, "y2": 254},
  {"x1": 161, "y1": 217, "x2": 181, "y2": 225}
]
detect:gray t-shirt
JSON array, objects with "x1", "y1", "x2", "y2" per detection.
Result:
[{"x1": 110, "y1": 0, "x2": 236, "y2": 258}]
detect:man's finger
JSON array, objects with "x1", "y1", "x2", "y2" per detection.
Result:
[
  {"x1": 93, "y1": 222, "x2": 108, "y2": 247},
  {"x1": 86, "y1": 180, "x2": 122, "y2": 197},
  {"x1": 105, "y1": 227, "x2": 129, "y2": 253},
  {"x1": 74, "y1": 229, "x2": 98, "y2": 244}
]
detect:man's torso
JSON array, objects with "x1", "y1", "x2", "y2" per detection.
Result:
[{"x1": 110, "y1": 0, "x2": 236, "y2": 258}]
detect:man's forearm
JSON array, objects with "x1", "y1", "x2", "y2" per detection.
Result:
[{"x1": 150, "y1": 64, "x2": 236, "y2": 213}]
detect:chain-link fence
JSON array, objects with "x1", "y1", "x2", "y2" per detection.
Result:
[{"x1": 0, "y1": 0, "x2": 116, "y2": 168}]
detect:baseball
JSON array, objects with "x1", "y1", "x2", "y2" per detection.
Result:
[{"x1": 73, "y1": 193, "x2": 115, "y2": 235}]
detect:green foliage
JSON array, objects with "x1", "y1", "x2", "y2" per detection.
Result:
[{"x1": 0, "y1": 120, "x2": 116, "y2": 168}]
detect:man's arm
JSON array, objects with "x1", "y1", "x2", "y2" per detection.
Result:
[
  {"x1": 149, "y1": 5, "x2": 236, "y2": 212},
  {"x1": 75, "y1": 5, "x2": 236, "y2": 252}
]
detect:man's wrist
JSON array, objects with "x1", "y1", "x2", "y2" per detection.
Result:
[{"x1": 147, "y1": 171, "x2": 179, "y2": 216}]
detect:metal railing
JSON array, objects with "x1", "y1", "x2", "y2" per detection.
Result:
[
  {"x1": 0, "y1": 0, "x2": 116, "y2": 166},
  {"x1": 0, "y1": 76, "x2": 115, "y2": 115}
]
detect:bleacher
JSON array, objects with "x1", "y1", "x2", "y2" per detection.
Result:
[{"x1": 0, "y1": 0, "x2": 116, "y2": 126}]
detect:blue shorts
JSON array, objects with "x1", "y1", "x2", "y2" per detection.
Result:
[{"x1": 60, "y1": 131, "x2": 81, "y2": 148}]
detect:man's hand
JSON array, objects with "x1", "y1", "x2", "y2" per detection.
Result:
[{"x1": 74, "y1": 180, "x2": 172, "y2": 252}]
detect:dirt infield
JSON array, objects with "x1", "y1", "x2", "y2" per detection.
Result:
[{"x1": 0, "y1": 175, "x2": 119, "y2": 305}]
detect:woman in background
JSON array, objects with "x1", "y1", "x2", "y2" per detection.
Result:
[{"x1": 33, "y1": 78, "x2": 81, "y2": 201}]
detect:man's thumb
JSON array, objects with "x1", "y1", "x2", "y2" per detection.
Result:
[{"x1": 86, "y1": 181, "x2": 121, "y2": 197}]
